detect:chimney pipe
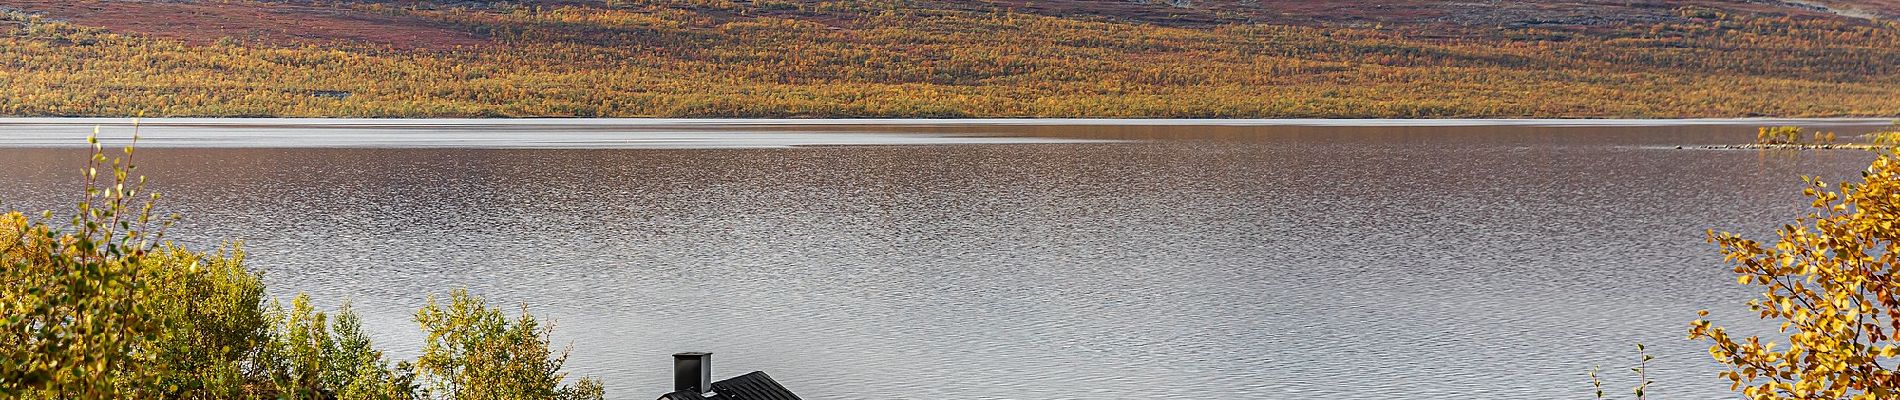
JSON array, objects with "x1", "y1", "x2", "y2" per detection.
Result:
[{"x1": 673, "y1": 352, "x2": 712, "y2": 393}]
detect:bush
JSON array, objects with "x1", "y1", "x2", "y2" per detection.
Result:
[
  {"x1": 0, "y1": 134, "x2": 604, "y2": 399},
  {"x1": 1690, "y1": 151, "x2": 1900, "y2": 398},
  {"x1": 415, "y1": 290, "x2": 604, "y2": 400},
  {"x1": 0, "y1": 136, "x2": 184, "y2": 398},
  {"x1": 1868, "y1": 121, "x2": 1900, "y2": 146},
  {"x1": 1757, "y1": 126, "x2": 1804, "y2": 145},
  {"x1": 262, "y1": 295, "x2": 422, "y2": 399}
]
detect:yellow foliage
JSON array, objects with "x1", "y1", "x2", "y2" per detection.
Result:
[
  {"x1": 1693, "y1": 151, "x2": 1900, "y2": 399},
  {"x1": 1870, "y1": 122, "x2": 1900, "y2": 146},
  {"x1": 1, "y1": 135, "x2": 602, "y2": 399},
  {"x1": 0, "y1": 2, "x2": 1898, "y2": 117}
]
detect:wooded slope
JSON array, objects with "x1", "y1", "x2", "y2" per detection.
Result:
[{"x1": 1, "y1": 0, "x2": 1897, "y2": 118}]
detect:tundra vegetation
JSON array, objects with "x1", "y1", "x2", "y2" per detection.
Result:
[
  {"x1": 0, "y1": 136, "x2": 605, "y2": 399},
  {"x1": 1, "y1": 0, "x2": 1899, "y2": 117}
]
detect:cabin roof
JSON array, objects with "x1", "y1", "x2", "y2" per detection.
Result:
[{"x1": 658, "y1": 371, "x2": 802, "y2": 400}]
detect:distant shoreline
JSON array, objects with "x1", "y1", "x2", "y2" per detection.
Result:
[
  {"x1": 1, "y1": 117, "x2": 1895, "y2": 128},
  {"x1": 0, "y1": 117, "x2": 1890, "y2": 149}
]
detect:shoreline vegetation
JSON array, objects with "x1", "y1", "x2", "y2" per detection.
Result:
[
  {"x1": 1, "y1": 1, "x2": 1899, "y2": 118},
  {"x1": 0, "y1": 134, "x2": 605, "y2": 399},
  {"x1": 1692, "y1": 124, "x2": 1900, "y2": 150}
]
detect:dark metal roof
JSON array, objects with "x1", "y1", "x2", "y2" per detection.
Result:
[
  {"x1": 710, "y1": 372, "x2": 803, "y2": 400},
  {"x1": 656, "y1": 371, "x2": 802, "y2": 400},
  {"x1": 659, "y1": 391, "x2": 711, "y2": 400}
]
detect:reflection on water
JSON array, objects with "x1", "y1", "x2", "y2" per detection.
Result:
[{"x1": 0, "y1": 121, "x2": 1891, "y2": 399}]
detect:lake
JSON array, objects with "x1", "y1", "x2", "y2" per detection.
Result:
[{"x1": 0, "y1": 118, "x2": 1894, "y2": 399}]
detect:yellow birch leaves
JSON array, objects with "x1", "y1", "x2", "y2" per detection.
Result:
[{"x1": 1692, "y1": 152, "x2": 1900, "y2": 399}]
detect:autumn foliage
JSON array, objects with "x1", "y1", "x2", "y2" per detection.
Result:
[
  {"x1": 1692, "y1": 151, "x2": 1900, "y2": 399},
  {"x1": 2, "y1": 1, "x2": 1899, "y2": 117},
  {"x1": 0, "y1": 136, "x2": 603, "y2": 399}
]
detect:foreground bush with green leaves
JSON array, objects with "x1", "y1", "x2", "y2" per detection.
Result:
[{"x1": 0, "y1": 138, "x2": 603, "y2": 399}]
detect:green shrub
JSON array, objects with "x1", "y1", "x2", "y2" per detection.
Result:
[
  {"x1": 145, "y1": 245, "x2": 271, "y2": 398},
  {"x1": 0, "y1": 136, "x2": 180, "y2": 398},
  {"x1": 1, "y1": 134, "x2": 603, "y2": 399},
  {"x1": 415, "y1": 289, "x2": 605, "y2": 400}
]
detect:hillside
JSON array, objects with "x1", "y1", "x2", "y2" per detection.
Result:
[{"x1": 1, "y1": 0, "x2": 1899, "y2": 118}]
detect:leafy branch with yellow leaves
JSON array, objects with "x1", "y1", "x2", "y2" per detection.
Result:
[{"x1": 1691, "y1": 151, "x2": 1900, "y2": 399}]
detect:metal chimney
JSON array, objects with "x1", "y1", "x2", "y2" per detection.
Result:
[{"x1": 673, "y1": 352, "x2": 712, "y2": 393}]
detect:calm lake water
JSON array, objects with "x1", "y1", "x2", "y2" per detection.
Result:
[{"x1": 1, "y1": 118, "x2": 1896, "y2": 399}]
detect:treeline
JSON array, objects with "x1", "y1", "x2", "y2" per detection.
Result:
[{"x1": 1, "y1": 1, "x2": 1899, "y2": 117}]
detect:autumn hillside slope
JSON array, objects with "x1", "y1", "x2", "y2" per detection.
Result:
[{"x1": 2, "y1": 0, "x2": 1900, "y2": 118}]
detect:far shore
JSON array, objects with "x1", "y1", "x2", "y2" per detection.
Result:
[
  {"x1": 2, "y1": 117, "x2": 1890, "y2": 150},
  {"x1": 0, "y1": 117, "x2": 1895, "y2": 128}
]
